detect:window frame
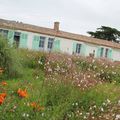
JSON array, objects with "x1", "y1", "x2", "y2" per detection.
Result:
[
  {"x1": 105, "y1": 48, "x2": 109, "y2": 58},
  {"x1": 0, "y1": 29, "x2": 8, "y2": 37},
  {"x1": 47, "y1": 38, "x2": 54, "y2": 51},
  {"x1": 39, "y1": 36, "x2": 46, "y2": 49},
  {"x1": 100, "y1": 47, "x2": 104, "y2": 57},
  {"x1": 76, "y1": 43, "x2": 81, "y2": 54}
]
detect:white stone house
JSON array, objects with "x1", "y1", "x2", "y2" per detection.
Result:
[{"x1": 0, "y1": 18, "x2": 120, "y2": 61}]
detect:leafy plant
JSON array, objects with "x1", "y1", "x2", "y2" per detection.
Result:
[{"x1": 0, "y1": 35, "x2": 23, "y2": 78}]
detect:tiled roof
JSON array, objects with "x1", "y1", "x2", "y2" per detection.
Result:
[{"x1": 0, "y1": 18, "x2": 120, "y2": 49}]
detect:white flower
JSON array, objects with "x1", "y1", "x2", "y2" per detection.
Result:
[
  {"x1": 107, "y1": 99, "x2": 110, "y2": 104},
  {"x1": 48, "y1": 68, "x2": 52, "y2": 72},
  {"x1": 93, "y1": 105, "x2": 96, "y2": 108},
  {"x1": 87, "y1": 75, "x2": 91, "y2": 78},
  {"x1": 102, "y1": 102, "x2": 106, "y2": 106},
  {"x1": 75, "y1": 102, "x2": 78, "y2": 106},
  {"x1": 36, "y1": 76, "x2": 39, "y2": 79},
  {"x1": 92, "y1": 116, "x2": 95, "y2": 119},
  {"x1": 13, "y1": 105, "x2": 17, "y2": 109},
  {"x1": 68, "y1": 114, "x2": 72, "y2": 118},
  {"x1": 102, "y1": 63, "x2": 105, "y2": 65},
  {"x1": 118, "y1": 100, "x2": 120, "y2": 106},
  {"x1": 94, "y1": 75, "x2": 96, "y2": 78},
  {"x1": 38, "y1": 60, "x2": 41, "y2": 64},
  {"x1": 22, "y1": 113, "x2": 26, "y2": 117},
  {"x1": 89, "y1": 107, "x2": 92, "y2": 110},
  {"x1": 112, "y1": 66, "x2": 115, "y2": 68},
  {"x1": 41, "y1": 113, "x2": 45, "y2": 117},
  {"x1": 79, "y1": 112, "x2": 82, "y2": 115},
  {"x1": 26, "y1": 114, "x2": 29, "y2": 117},
  {"x1": 72, "y1": 103, "x2": 75, "y2": 106},
  {"x1": 100, "y1": 107, "x2": 104, "y2": 112},
  {"x1": 83, "y1": 116, "x2": 87, "y2": 119},
  {"x1": 115, "y1": 114, "x2": 120, "y2": 120},
  {"x1": 105, "y1": 65, "x2": 108, "y2": 68},
  {"x1": 22, "y1": 113, "x2": 29, "y2": 117},
  {"x1": 92, "y1": 59, "x2": 95, "y2": 63}
]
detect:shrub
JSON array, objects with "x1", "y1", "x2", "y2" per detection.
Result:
[
  {"x1": 0, "y1": 35, "x2": 23, "y2": 78},
  {"x1": 18, "y1": 49, "x2": 46, "y2": 70}
]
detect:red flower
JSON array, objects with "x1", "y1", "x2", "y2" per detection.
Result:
[
  {"x1": 17, "y1": 88, "x2": 28, "y2": 98},
  {"x1": 0, "y1": 93, "x2": 6, "y2": 105},
  {"x1": 30, "y1": 102, "x2": 45, "y2": 111},
  {"x1": 0, "y1": 93, "x2": 7, "y2": 98},
  {"x1": 0, "y1": 96, "x2": 4, "y2": 105},
  {"x1": 1, "y1": 81, "x2": 7, "y2": 86},
  {"x1": 30, "y1": 102, "x2": 37, "y2": 108}
]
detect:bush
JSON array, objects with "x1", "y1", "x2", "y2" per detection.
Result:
[
  {"x1": 0, "y1": 35, "x2": 23, "y2": 78},
  {"x1": 17, "y1": 49, "x2": 46, "y2": 70}
]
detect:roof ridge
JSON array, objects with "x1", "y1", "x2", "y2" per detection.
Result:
[{"x1": 0, "y1": 18, "x2": 120, "y2": 49}]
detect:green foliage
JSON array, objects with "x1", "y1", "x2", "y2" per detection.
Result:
[
  {"x1": 42, "y1": 83, "x2": 120, "y2": 120},
  {"x1": 75, "y1": 60, "x2": 90, "y2": 71},
  {"x1": 18, "y1": 49, "x2": 46, "y2": 70},
  {"x1": 1, "y1": 76, "x2": 119, "y2": 120},
  {"x1": 74, "y1": 58, "x2": 120, "y2": 83},
  {"x1": 0, "y1": 35, "x2": 23, "y2": 78},
  {"x1": 87, "y1": 26, "x2": 120, "y2": 43},
  {"x1": 0, "y1": 47, "x2": 120, "y2": 119}
]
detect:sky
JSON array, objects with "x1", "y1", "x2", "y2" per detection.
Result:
[{"x1": 0, "y1": 0, "x2": 120, "y2": 35}]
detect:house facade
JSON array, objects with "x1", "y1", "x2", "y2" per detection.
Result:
[{"x1": 0, "y1": 19, "x2": 120, "y2": 61}]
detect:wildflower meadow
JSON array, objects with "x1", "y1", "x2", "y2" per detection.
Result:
[{"x1": 0, "y1": 35, "x2": 120, "y2": 120}]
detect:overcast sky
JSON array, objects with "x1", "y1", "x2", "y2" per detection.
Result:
[{"x1": 0, "y1": 0, "x2": 120, "y2": 35}]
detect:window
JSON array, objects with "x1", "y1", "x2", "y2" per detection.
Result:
[
  {"x1": 14, "y1": 32, "x2": 21, "y2": 48},
  {"x1": 14, "y1": 32, "x2": 21, "y2": 36},
  {"x1": 100, "y1": 47, "x2": 104, "y2": 57},
  {"x1": 39, "y1": 36, "x2": 46, "y2": 49},
  {"x1": 105, "y1": 48, "x2": 109, "y2": 58},
  {"x1": 76, "y1": 43, "x2": 81, "y2": 54},
  {"x1": 0, "y1": 29, "x2": 8, "y2": 37},
  {"x1": 48, "y1": 38, "x2": 54, "y2": 51},
  {"x1": 0, "y1": 29, "x2": 2, "y2": 33}
]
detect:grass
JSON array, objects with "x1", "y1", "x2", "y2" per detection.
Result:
[
  {"x1": 0, "y1": 67, "x2": 120, "y2": 119},
  {"x1": 0, "y1": 43, "x2": 120, "y2": 119}
]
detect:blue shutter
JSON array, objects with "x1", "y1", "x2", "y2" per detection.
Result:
[
  {"x1": 72, "y1": 42, "x2": 77, "y2": 54},
  {"x1": 7, "y1": 30, "x2": 14, "y2": 45},
  {"x1": 20, "y1": 33, "x2": 28, "y2": 48},
  {"x1": 97, "y1": 47, "x2": 101, "y2": 58},
  {"x1": 108, "y1": 49, "x2": 112, "y2": 59},
  {"x1": 80, "y1": 44, "x2": 86, "y2": 56},
  {"x1": 32, "y1": 35, "x2": 40, "y2": 50},
  {"x1": 53, "y1": 39, "x2": 60, "y2": 52}
]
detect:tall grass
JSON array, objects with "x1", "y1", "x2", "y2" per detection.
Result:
[
  {"x1": 0, "y1": 35, "x2": 23, "y2": 79},
  {"x1": 0, "y1": 37, "x2": 120, "y2": 119}
]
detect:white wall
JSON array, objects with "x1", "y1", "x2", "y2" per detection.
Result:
[
  {"x1": 27, "y1": 32, "x2": 34, "y2": 49},
  {"x1": 57, "y1": 37, "x2": 73, "y2": 54},
  {"x1": 1, "y1": 28, "x2": 120, "y2": 61},
  {"x1": 112, "y1": 49, "x2": 120, "y2": 61},
  {"x1": 15, "y1": 30, "x2": 33, "y2": 49},
  {"x1": 85, "y1": 43, "x2": 98, "y2": 57},
  {"x1": 56, "y1": 37, "x2": 85, "y2": 55},
  {"x1": 16, "y1": 30, "x2": 55, "y2": 51}
]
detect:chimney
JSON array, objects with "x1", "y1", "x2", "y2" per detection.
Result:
[{"x1": 54, "y1": 22, "x2": 60, "y2": 32}]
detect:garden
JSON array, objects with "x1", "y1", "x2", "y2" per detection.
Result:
[{"x1": 0, "y1": 35, "x2": 120, "y2": 120}]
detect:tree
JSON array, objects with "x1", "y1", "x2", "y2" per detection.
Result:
[{"x1": 87, "y1": 26, "x2": 120, "y2": 43}]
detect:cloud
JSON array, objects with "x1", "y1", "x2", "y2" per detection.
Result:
[{"x1": 0, "y1": 0, "x2": 120, "y2": 35}]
